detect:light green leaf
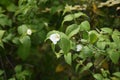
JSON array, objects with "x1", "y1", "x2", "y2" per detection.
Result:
[
  {"x1": 63, "y1": 14, "x2": 73, "y2": 22},
  {"x1": 79, "y1": 21, "x2": 90, "y2": 31},
  {"x1": 66, "y1": 24, "x2": 79, "y2": 38},
  {"x1": 74, "y1": 12, "x2": 88, "y2": 18},
  {"x1": 97, "y1": 42, "x2": 106, "y2": 50},
  {"x1": 101, "y1": 28, "x2": 112, "y2": 35},
  {"x1": 0, "y1": 30, "x2": 5, "y2": 48},
  {"x1": 64, "y1": 53, "x2": 72, "y2": 65},
  {"x1": 18, "y1": 25, "x2": 28, "y2": 35},
  {"x1": 0, "y1": 30, "x2": 5, "y2": 39},
  {"x1": 113, "y1": 72, "x2": 120, "y2": 78},
  {"x1": 93, "y1": 74, "x2": 103, "y2": 80},
  {"x1": 108, "y1": 49, "x2": 119, "y2": 64},
  {"x1": 17, "y1": 36, "x2": 31, "y2": 60}
]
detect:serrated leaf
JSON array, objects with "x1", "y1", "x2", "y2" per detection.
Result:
[
  {"x1": 66, "y1": 24, "x2": 79, "y2": 38},
  {"x1": 17, "y1": 36, "x2": 31, "y2": 60},
  {"x1": 79, "y1": 21, "x2": 90, "y2": 31},
  {"x1": 64, "y1": 53, "x2": 72, "y2": 65}
]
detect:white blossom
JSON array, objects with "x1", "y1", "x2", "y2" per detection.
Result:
[
  {"x1": 49, "y1": 33, "x2": 60, "y2": 44},
  {"x1": 76, "y1": 44, "x2": 82, "y2": 52},
  {"x1": 27, "y1": 29, "x2": 32, "y2": 35}
]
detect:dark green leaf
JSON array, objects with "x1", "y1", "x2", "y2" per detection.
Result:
[{"x1": 17, "y1": 36, "x2": 31, "y2": 60}]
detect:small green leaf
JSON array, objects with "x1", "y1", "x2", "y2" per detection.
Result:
[
  {"x1": 113, "y1": 72, "x2": 120, "y2": 78},
  {"x1": 66, "y1": 24, "x2": 79, "y2": 38},
  {"x1": 0, "y1": 30, "x2": 5, "y2": 48},
  {"x1": 18, "y1": 25, "x2": 28, "y2": 35},
  {"x1": 15, "y1": 65, "x2": 22, "y2": 73},
  {"x1": 64, "y1": 53, "x2": 72, "y2": 65},
  {"x1": 0, "y1": 30, "x2": 5, "y2": 39},
  {"x1": 79, "y1": 21, "x2": 90, "y2": 31},
  {"x1": 74, "y1": 12, "x2": 88, "y2": 18},
  {"x1": 89, "y1": 32, "x2": 98, "y2": 44}
]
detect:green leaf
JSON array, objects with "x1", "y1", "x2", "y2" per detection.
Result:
[
  {"x1": 63, "y1": 14, "x2": 73, "y2": 22},
  {"x1": 80, "y1": 62, "x2": 93, "y2": 73},
  {"x1": 89, "y1": 32, "x2": 98, "y2": 44},
  {"x1": 15, "y1": 65, "x2": 22, "y2": 73},
  {"x1": 0, "y1": 70, "x2": 4, "y2": 76},
  {"x1": 79, "y1": 21, "x2": 90, "y2": 31},
  {"x1": 59, "y1": 36, "x2": 71, "y2": 54},
  {"x1": 66, "y1": 24, "x2": 79, "y2": 38},
  {"x1": 101, "y1": 28, "x2": 112, "y2": 35},
  {"x1": 17, "y1": 36, "x2": 31, "y2": 60},
  {"x1": 97, "y1": 42, "x2": 106, "y2": 50},
  {"x1": 0, "y1": 14, "x2": 12, "y2": 27},
  {"x1": 74, "y1": 12, "x2": 88, "y2": 18},
  {"x1": 18, "y1": 25, "x2": 28, "y2": 35},
  {"x1": 112, "y1": 30, "x2": 120, "y2": 48},
  {"x1": 93, "y1": 74, "x2": 103, "y2": 80},
  {"x1": 0, "y1": 30, "x2": 5, "y2": 48},
  {"x1": 113, "y1": 72, "x2": 120, "y2": 78},
  {"x1": 108, "y1": 49, "x2": 119, "y2": 64},
  {"x1": 64, "y1": 53, "x2": 72, "y2": 65},
  {"x1": 0, "y1": 30, "x2": 5, "y2": 39}
]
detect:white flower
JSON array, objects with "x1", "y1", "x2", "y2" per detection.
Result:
[
  {"x1": 76, "y1": 44, "x2": 82, "y2": 52},
  {"x1": 27, "y1": 29, "x2": 32, "y2": 35},
  {"x1": 49, "y1": 33, "x2": 60, "y2": 44}
]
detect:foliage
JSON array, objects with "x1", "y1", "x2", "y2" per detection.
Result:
[{"x1": 0, "y1": 0, "x2": 120, "y2": 80}]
